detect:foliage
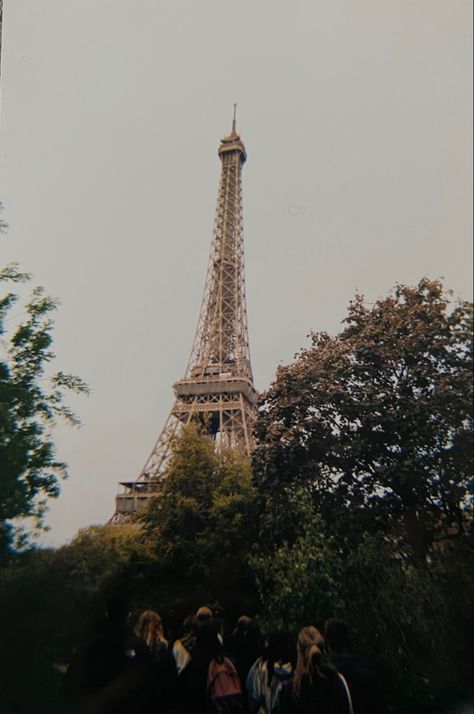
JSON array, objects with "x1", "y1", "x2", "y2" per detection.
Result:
[
  {"x1": 251, "y1": 488, "x2": 473, "y2": 712},
  {"x1": 140, "y1": 424, "x2": 259, "y2": 619},
  {"x1": 0, "y1": 263, "x2": 89, "y2": 557},
  {"x1": 254, "y1": 279, "x2": 473, "y2": 559},
  {"x1": 342, "y1": 533, "x2": 474, "y2": 712},
  {"x1": 0, "y1": 524, "x2": 147, "y2": 713},
  {"x1": 251, "y1": 488, "x2": 344, "y2": 631}
]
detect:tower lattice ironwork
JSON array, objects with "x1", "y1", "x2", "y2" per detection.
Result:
[{"x1": 112, "y1": 111, "x2": 257, "y2": 521}]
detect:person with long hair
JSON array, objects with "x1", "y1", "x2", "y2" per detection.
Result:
[
  {"x1": 324, "y1": 619, "x2": 387, "y2": 714},
  {"x1": 173, "y1": 614, "x2": 200, "y2": 674},
  {"x1": 179, "y1": 619, "x2": 224, "y2": 714},
  {"x1": 279, "y1": 626, "x2": 353, "y2": 714},
  {"x1": 134, "y1": 610, "x2": 168, "y2": 662},
  {"x1": 133, "y1": 609, "x2": 178, "y2": 711},
  {"x1": 64, "y1": 595, "x2": 157, "y2": 714},
  {"x1": 229, "y1": 616, "x2": 264, "y2": 684},
  {"x1": 246, "y1": 629, "x2": 293, "y2": 714}
]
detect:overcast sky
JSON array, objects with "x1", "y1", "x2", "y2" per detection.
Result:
[{"x1": 0, "y1": 0, "x2": 472, "y2": 547}]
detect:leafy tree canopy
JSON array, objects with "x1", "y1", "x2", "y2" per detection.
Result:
[
  {"x1": 0, "y1": 524, "x2": 148, "y2": 713},
  {"x1": 254, "y1": 279, "x2": 473, "y2": 558},
  {"x1": 251, "y1": 488, "x2": 345, "y2": 631},
  {"x1": 141, "y1": 424, "x2": 259, "y2": 615},
  {"x1": 0, "y1": 263, "x2": 89, "y2": 558}
]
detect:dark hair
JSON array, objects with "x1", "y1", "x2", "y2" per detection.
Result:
[
  {"x1": 265, "y1": 630, "x2": 293, "y2": 682},
  {"x1": 324, "y1": 619, "x2": 352, "y2": 653},
  {"x1": 233, "y1": 615, "x2": 252, "y2": 636},
  {"x1": 232, "y1": 616, "x2": 262, "y2": 641},
  {"x1": 246, "y1": 619, "x2": 264, "y2": 650},
  {"x1": 183, "y1": 614, "x2": 200, "y2": 635},
  {"x1": 105, "y1": 594, "x2": 130, "y2": 624},
  {"x1": 197, "y1": 618, "x2": 222, "y2": 658}
]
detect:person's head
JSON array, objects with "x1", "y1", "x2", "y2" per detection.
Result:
[
  {"x1": 197, "y1": 618, "x2": 222, "y2": 657},
  {"x1": 105, "y1": 594, "x2": 131, "y2": 626},
  {"x1": 196, "y1": 606, "x2": 213, "y2": 623},
  {"x1": 264, "y1": 629, "x2": 293, "y2": 681},
  {"x1": 246, "y1": 618, "x2": 264, "y2": 649},
  {"x1": 324, "y1": 619, "x2": 352, "y2": 653},
  {"x1": 236, "y1": 615, "x2": 251, "y2": 632},
  {"x1": 134, "y1": 610, "x2": 166, "y2": 648},
  {"x1": 182, "y1": 614, "x2": 200, "y2": 636},
  {"x1": 266, "y1": 630, "x2": 292, "y2": 664},
  {"x1": 232, "y1": 615, "x2": 252, "y2": 639},
  {"x1": 293, "y1": 626, "x2": 331, "y2": 699}
]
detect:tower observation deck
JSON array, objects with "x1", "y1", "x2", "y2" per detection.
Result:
[{"x1": 111, "y1": 111, "x2": 257, "y2": 521}]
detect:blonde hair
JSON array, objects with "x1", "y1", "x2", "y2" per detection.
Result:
[
  {"x1": 134, "y1": 610, "x2": 166, "y2": 650},
  {"x1": 292, "y1": 626, "x2": 328, "y2": 699}
]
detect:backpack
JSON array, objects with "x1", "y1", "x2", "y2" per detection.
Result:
[{"x1": 207, "y1": 655, "x2": 244, "y2": 714}]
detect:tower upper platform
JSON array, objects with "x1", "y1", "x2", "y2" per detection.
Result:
[
  {"x1": 218, "y1": 128, "x2": 247, "y2": 163},
  {"x1": 218, "y1": 106, "x2": 247, "y2": 162}
]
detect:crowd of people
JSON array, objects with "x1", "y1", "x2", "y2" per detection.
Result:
[{"x1": 61, "y1": 597, "x2": 387, "y2": 714}]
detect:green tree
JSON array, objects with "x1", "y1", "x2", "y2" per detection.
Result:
[
  {"x1": 141, "y1": 424, "x2": 259, "y2": 617},
  {"x1": 340, "y1": 532, "x2": 473, "y2": 712},
  {"x1": 0, "y1": 263, "x2": 88, "y2": 557},
  {"x1": 254, "y1": 279, "x2": 473, "y2": 559},
  {"x1": 251, "y1": 488, "x2": 344, "y2": 631},
  {"x1": 0, "y1": 524, "x2": 148, "y2": 713}
]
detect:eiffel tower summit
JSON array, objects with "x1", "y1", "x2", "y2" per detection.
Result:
[{"x1": 112, "y1": 109, "x2": 257, "y2": 522}]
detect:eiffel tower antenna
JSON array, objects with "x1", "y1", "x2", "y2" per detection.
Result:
[{"x1": 111, "y1": 114, "x2": 257, "y2": 521}]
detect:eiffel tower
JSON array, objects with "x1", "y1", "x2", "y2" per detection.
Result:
[{"x1": 112, "y1": 109, "x2": 257, "y2": 522}]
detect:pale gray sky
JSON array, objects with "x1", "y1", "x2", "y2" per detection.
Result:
[{"x1": 0, "y1": 0, "x2": 472, "y2": 546}]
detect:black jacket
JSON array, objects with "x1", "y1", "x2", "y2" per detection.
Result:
[
  {"x1": 279, "y1": 671, "x2": 351, "y2": 714},
  {"x1": 330, "y1": 652, "x2": 387, "y2": 714}
]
